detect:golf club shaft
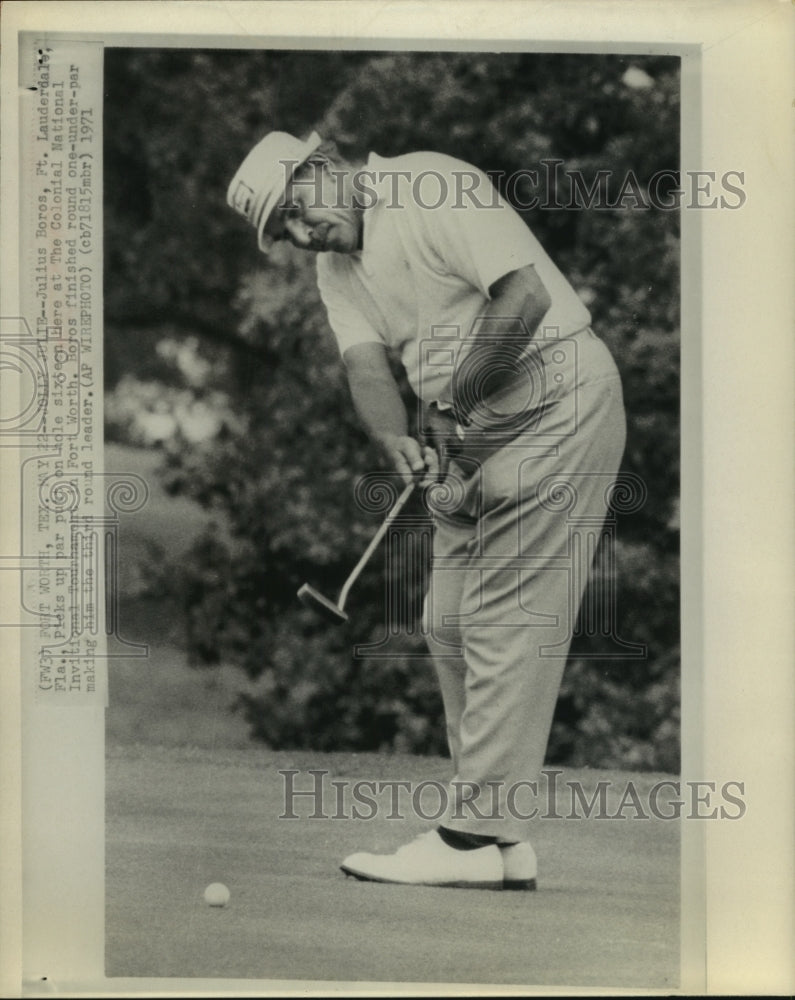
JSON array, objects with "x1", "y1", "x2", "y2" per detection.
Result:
[{"x1": 337, "y1": 480, "x2": 415, "y2": 612}]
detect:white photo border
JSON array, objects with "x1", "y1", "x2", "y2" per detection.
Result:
[{"x1": 1, "y1": 1, "x2": 793, "y2": 996}]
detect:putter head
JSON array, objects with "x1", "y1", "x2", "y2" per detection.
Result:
[{"x1": 297, "y1": 583, "x2": 349, "y2": 624}]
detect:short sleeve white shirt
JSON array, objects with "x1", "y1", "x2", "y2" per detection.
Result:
[{"x1": 316, "y1": 151, "x2": 591, "y2": 403}]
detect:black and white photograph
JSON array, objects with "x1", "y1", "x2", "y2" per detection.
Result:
[
  {"x1": 1, "y1": 2, "x2": 793, "y2": 996},
  {"x1": 101, "y1": 44, "x2": 682, "y2": 988}
]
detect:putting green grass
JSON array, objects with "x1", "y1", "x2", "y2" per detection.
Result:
[
  {"x1": 106, "y1": 742, "x2": 679, "y2": 989},
  {"x1": 104, "y1": 442, "x2": 679, "y2": 988}
]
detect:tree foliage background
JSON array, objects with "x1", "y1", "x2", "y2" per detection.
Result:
[{"x1": 104, "y1": 50, "x2": 680, "y2": 772}]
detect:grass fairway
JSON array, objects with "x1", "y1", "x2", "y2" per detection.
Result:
[{"x1": 106, "y1": 742, "x2": 679, "y2": 989}]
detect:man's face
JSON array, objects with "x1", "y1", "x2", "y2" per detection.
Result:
[{"x1": 265, "y1": 160, "x2": 362, "y2": 254}]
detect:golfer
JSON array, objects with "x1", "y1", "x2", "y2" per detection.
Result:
[{"x1": 228, "y1": 131, "x2": 626, "y2": 890}]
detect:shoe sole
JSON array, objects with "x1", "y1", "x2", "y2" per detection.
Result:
[
  {"x1": 340, "y1": 864, "x2": 503, "y2": 890},
  {"x1": 503, "y1": 878, "x2": 537, "y2": 891}
]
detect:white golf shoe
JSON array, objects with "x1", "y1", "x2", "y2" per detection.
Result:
[
  {"x1": 340, "y1": 830, "x2": 504, "y2": 890},
  {"x1": 499, "y1": 842, "x2": 538, "y2": 890}
]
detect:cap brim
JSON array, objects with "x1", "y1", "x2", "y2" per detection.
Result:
[{"x1": 253, "y1": 131, "x2": 323, "y2": 255}]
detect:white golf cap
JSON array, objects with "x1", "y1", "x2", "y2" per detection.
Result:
[{"x1": 227, "y1": 130, "x2": 323, "y2": 252}]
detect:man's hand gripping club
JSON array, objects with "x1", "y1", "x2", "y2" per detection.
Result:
[{"x1": 343, "y1": 341, "x2": 452, "y2": 486}]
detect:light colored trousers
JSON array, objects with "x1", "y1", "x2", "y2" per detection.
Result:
[{"x1": 423, "y1": 329, "x2": 626, "y2": 842}]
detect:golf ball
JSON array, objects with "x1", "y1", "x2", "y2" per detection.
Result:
[{"x1": 204, "y1": 882, "x2": 230, "y2": 907}]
